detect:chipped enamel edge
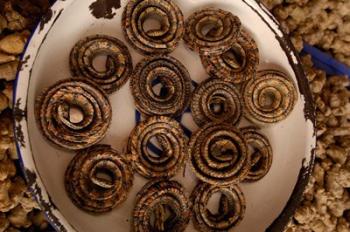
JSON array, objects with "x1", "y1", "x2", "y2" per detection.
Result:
[
  {"x1": 14, "y1": 0, "x2": 77, "y2": 231},
  {"x1": 13, "y1": 0, "x2": 316, "y2": 231}
]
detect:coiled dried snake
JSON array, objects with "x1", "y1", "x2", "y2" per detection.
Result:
[
  {"x1": 133, "y1": 179, "x2": 191, "y2": 232},
  {"x1": 128, "y1": 116, "x2": 187, "y2": 179},
  {"x1": 191, "y1": 182, "x2": 246, "y2": 232},
  {"x1": 130, "y1": 55, "x2": 192, "y2": 118},
  {"x1": 122, "y1": 0, "x2": 184, "y2": 55},
  {"x1": 201, "y1": 30, "x2": 259, "y2": 84},
  {"x1": 241, "y1": 126, "x2": 273, "y2": 181},
  {"x1": 70, "y1": 35, "x2": 133, "y2": 94},
  {"x1": 35, "y1": 78, "x2": 111, "y2": 150},
  {"x1": 184, "y1": 8, "x2": 241, "y2": 55},
  {"x1": 189, "y1": 123, "x2": 250, "y2": 186},
  {"x1": 242, "y1": 69, "x2": 298, "y2": 124},
  {"x1": 65, "y1": 144, "x2": 133, "y2": 213},
  {"x1": 191, "y1": 78, "x2": 242, "y2": 127}
]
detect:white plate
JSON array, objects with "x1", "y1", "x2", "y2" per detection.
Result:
[{"x1": 14, "y1": 0, "x2": 316, "y2": 231}]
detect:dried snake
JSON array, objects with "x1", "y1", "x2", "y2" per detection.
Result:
[
  {"x1": 242, "y1": 69, "x2": 298, "y2": 124},
  {"x1": 128, "y1": 116, "x2": 187, "y2": 179},
  {"x1": 35, "y1": 78, "x2": 111, "y2": 150},
  {"x1": 122, "y1": 0, "x2": 184, "y2": 55},
  {"x1": 184, "y1": 8, "x2": 241, "y2": 55},
  {"x1": 191, "y1": 182, "x2": 245, "y2": 232},
  {"x1": 201, "y1": 30, "x2": 259, "y2": 84},
  {"x1": 133, "y1": 179, "x2": 191, "y2": 232},
  {"x1": 46, "y1": 3, "x2": 289, "y2": 225},
  {"x1": 241, "y1": 126, "x2": 273, "y2": 182},
  {"x1": 70, "y1": 34, "x2": 133, "y2": 94},
  {"x1": 130, "y1": 55, "x2": 192, "y2": 117},
  {"x1": 65, "y1": 144, "x2": 134, "y2": 213},
  {"x1": 189, "y1": 123, "x2": 250, "y2": 186},
  {"x1": 191, "y1": 78, "x2": 242, "y2": 127}
]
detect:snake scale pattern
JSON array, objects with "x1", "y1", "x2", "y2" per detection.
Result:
[{"x1": 34, "y1": 0, "x2": 299, "y2": 231}]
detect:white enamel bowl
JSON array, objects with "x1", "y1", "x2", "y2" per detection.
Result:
[{"x1": 14, "y1": 0, "x2": 316, "y2": 231}]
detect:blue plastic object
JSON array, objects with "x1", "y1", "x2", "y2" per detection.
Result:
[{"x1": 302, "y1": 44, "x2": 350, "y2": 77}]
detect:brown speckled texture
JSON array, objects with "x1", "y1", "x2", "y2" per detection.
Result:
[
  {"x1": 130, "y1": 55, "x2": 192, "y2": 118},
  {"x1": 184, "y1": 8, "x2": 242, "y2": 55},
  {"x1": 191, "y1": 182, "x2": 246, "y2": 232},
  {"x1": 65, "y1": 144, "x2": 134, "y2": 213},
  {"x1": 122, "y1": 0, "x2": 184, "y2": 55},
  {"x1": 0, "y1": 1, "x2": 60, "y2": 230},
  {"x1": 128, "y1": 116, "x2": 187, "y2": 179},
  {"x1": 133, "y1": 179, "x2": 191, "y2": 232},
  {"x1": 70, "y1": 34, "x2": 133, "y2": 94},
  {"x1": 4, "y1": 0, "x2": 346, "y2": 232},
  {"x1": 242, "y1": 69, "x2": 298, "y2": 125},
  {"x1": 190, "y1": 78, "x2": 243, "y2": 127},
  {"x1": 200, "y1": 29, "x2": 259, "y2": 84},
  {"x1": 35, "y1": 78, "x2": 112, "y2": 150},
  {"x1": 241, "y1": 126, "x2": 273, "y2": 182},
  {"x1": 189, "y1": 123, "x2": 250, "y2": 186}
]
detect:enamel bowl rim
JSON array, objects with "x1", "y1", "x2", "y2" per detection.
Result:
[{"x1": 13, "y1": 0, "x2": 316, "y2": 231}]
